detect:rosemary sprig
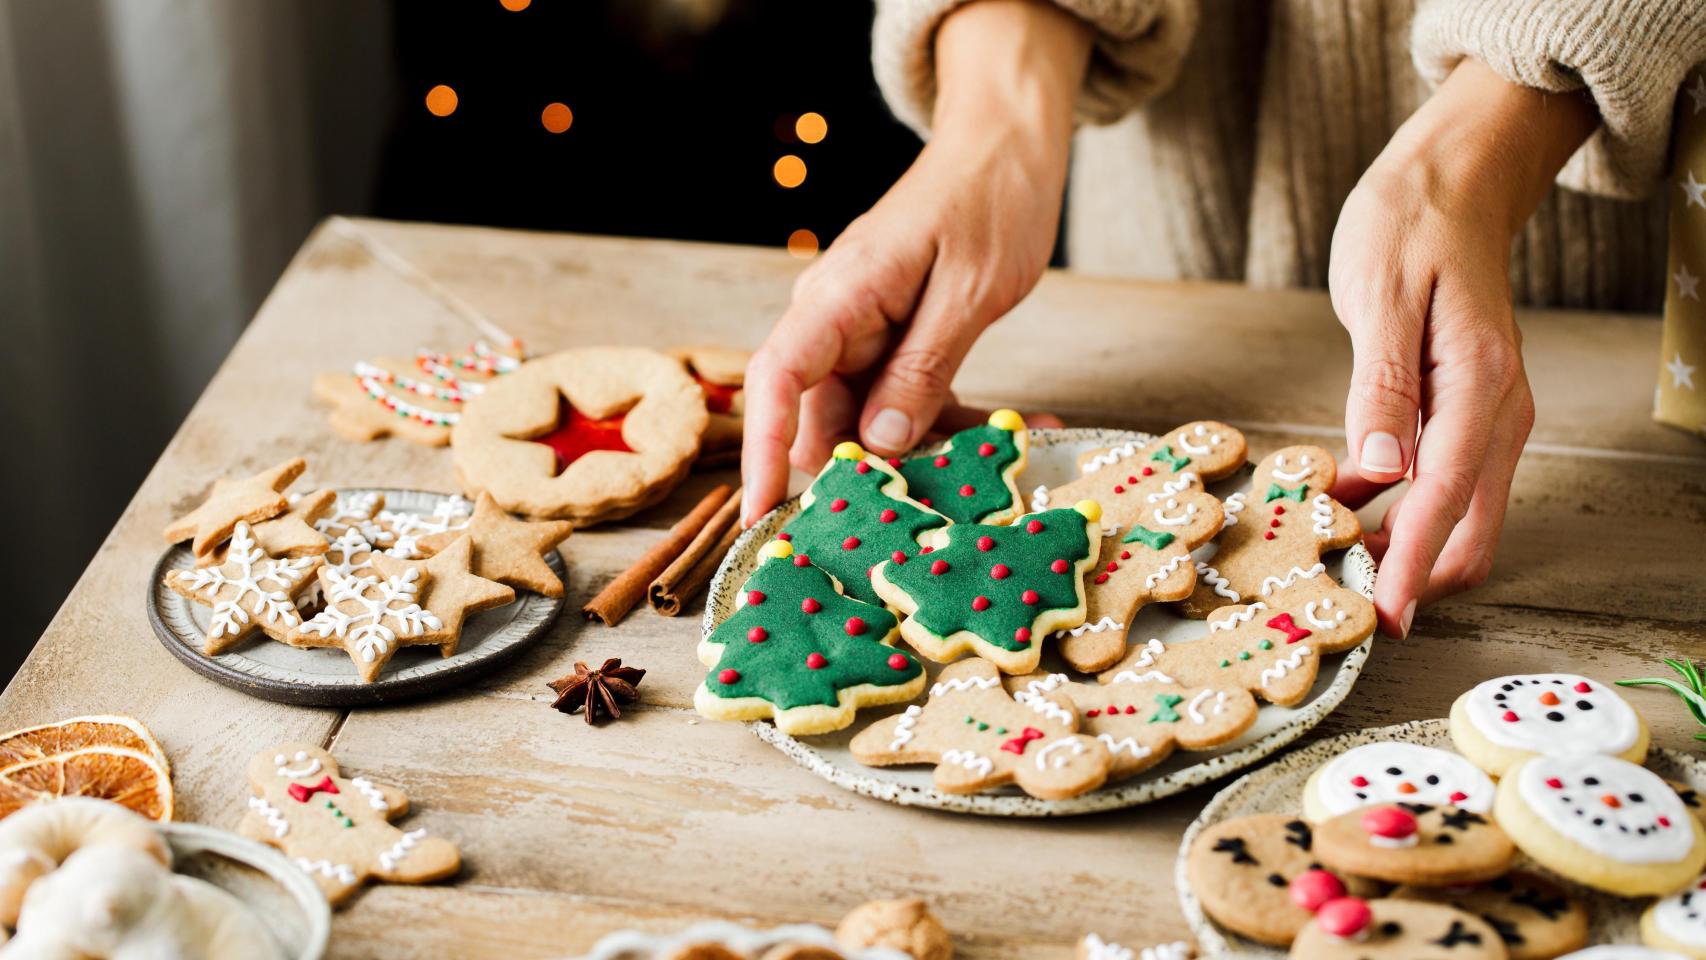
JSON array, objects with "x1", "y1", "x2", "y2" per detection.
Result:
[{"x1": 1617, "y1": 659, "x2": 1706, "y2": 741}]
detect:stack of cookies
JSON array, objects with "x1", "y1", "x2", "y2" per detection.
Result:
[
  {"x1": 694, "y1": 414, "x2": 1378, "y2": 801},
  {"x1": 1185, "y1": 673, "x2": 1706, "y2": 959}
]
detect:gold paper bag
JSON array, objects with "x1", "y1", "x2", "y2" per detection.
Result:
[{"x1": 1656, "y1": 68, "x2": 1706, "y2": 437}]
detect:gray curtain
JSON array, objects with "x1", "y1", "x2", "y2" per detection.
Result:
[{"x1": 0, "y1": 0, "x2": 394, "y2": 673}]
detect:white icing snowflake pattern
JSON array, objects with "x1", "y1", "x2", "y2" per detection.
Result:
[
  {"x1": 296, "y1": 567, "x2": 441, "y2": 664},
  {"x1": 173, "y1": 522, "x2": 317, "y2": 640},
  {"x1": 316, "y1": 491, "x2": 394, "y2": 548},
  {"x1": 378, "y1": 496, "x2": 473, "y2": 559}
]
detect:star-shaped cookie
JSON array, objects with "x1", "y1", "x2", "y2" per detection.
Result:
[
  {"x1": 288, "y1": 564, "x2": 442, "y2": 682},
  {"x1": 417, "y1": 492, "x2": 572, "y2": 597},
  {"x1": 165, "y1": 521, "x2": 322, "y2": 654},
  {"x1": 202, "y1": 489, "x2": 335, "y2": 567},
  {"x1": 164, "y1": 458, "x2": 305, "y2": 557},
  {"x1": 372, "y1": 537, "x2": 514, "y2": 657}
]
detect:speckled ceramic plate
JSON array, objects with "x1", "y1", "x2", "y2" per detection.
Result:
[
  {"x1": 148, "y1": 488, "x2": 565, "y2": 706},
  {"x1": 574, "y1": 921, "x2": 908, "y2": 959},
  {"x1": 160, "y1": 820, "x2": 331, "y2": 960},
  {"x1": 1178, "y1": 717, "x2": 1706, "y2": 955},
  {"x1": 704, "y1": 429, "x2": 1378, "y2": 817}
]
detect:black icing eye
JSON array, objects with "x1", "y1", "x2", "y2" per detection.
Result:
[
  {"x1": 1545, "y1": 711, "x2": 1565, "y2": 721},
  {"x1": 1267, "y1": 873, "x2": 1287, "y2": 887},
  {"x1": 1385, "y1": 767, "x2": 1403, "y2": 776},
  {"x1": 1592, "y1": 818, "x2": 1605, "y2": 826},
  {"x1": 1629, "y1": 793, "x2": 1645, "y2": 803},
  {"x1": 1584, "y1": 777, "x2": 1600, "y2": 786},
  {"x1": 1426, "y1": 775, "x2": 1440, "y2": 786},
  {"x1": 1577, "y1": 700, "x2": 1594, "y2": 710},
  {"x1": 1494, "y1": 692, "x2": 1507, "y2": 700},
  {"x1": 1381, "y1": 922, "x2": 1403, "y2": 936}
]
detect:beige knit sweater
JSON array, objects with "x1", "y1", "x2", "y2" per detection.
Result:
[{"x1": 873, "y1": 0, "x2": 1706, "y2": 311}]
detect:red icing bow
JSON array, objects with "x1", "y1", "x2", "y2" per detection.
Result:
[
  {"x1": 1000, "y1": 727, "x2": 1045, "y2": 755},
  {"x1": 1266, "y1": 613, "x2": 1312, "y2": 644},
  {"x1": 287, "y1": 776, "x2": 339, "y2": 803}
]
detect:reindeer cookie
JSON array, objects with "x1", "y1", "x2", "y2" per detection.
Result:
[
  {"x1": 1005, "y1": 672, "x2": 1257, "y2": 781},
  {"x1": 1185, "y1": 815, "x2": 1379, "y2": 947},
  {"x1": 1314, "y1": 803, "x2": 1516, "y2": 887},
  {"x1": 1184, "y1": 445, "x2": 1362, "y2": 617},
  {"x1": 239, "y1": 744, "x2": 459, "y2": 905},
  {"x1": 1096, "y1": 577, "x2": 1376, "y2": 707},
  {"x1": 850, "y1": 659, "x2": 1111, "y2": 799},
  {"x1": 1288, "y1": 894, "x2": 1507, "y2": 960},
  {"x1": 1394, "y1": 872, "x2": 1590, "y2": 960}
]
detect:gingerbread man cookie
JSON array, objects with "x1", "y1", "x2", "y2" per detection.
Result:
[
  {"x1": 850, "y1": 659, "x2": 1111, "y2": 799},
  {"x1": 897, "y1": 409, "x2": 1030, "y2": 525},
  {"x1": 1186, "y1": 815, "x2": 1378, "y2": 947},
  {"x1": 1035, "y1": 421, "x2": 1247, "y2": 527},
  {"x1": 165, "y1": 521, "x2": 322, "y2": 654},
  {"x1": 239, "y1": 744, "x2": 459, "y2": 905},
  {"x1": 1096, "y1": 577, "x2": 1376, "y2": 707},
  {"x1": 1315, "y1": 803, "x2": 1516, "y2": 887},
  {"x1": 1005, "y1": 672, "x2": 1257, "y2": 781},
  {"x1": 1183, "y1": 445, "x2": 1362, "y2": 617},
  {"x1": 1394, "y1": 872, "x2": 1590, "y2": 960}
]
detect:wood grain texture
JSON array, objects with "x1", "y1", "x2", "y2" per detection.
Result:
[{"x1": 3, "y1": 217, "x2": 1701, "y2": 958}]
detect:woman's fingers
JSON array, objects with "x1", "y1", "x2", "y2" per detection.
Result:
[
  {"x1": 790, "y1": 376, "x2": 859, "y2": 473},
  {"x1": 856, "y1": 276, "x2": 994, "y2": 456},
  {"x1": 1334, "y1": 272, "x2": 1427, "y2": 485},
  {"x1": 1422, "y1": 381, "x2": 1532, "y2": 602}
]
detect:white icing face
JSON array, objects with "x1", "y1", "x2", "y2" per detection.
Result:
[
  {"x1": 1517, "y1": 755, "x2": 1693, "y2": 864},
  {"x1": 1653, "y1": 874, "x2": 1706, "y2": 947},
  {"x1": 274, "y1": 750, "x2": 322, "y2": 779},
  {"x1": 1465, "y1": 673, "x2": 1640, "y2": 756},
  {"x1": 1556, "y1": 949, "x2": 1691, "y2": 960},
  {"x1": 1315, "y1": 741, "x2": 1495, "y2": 816},
  {"x1": 1269, "y1": 454, "x2": 1314, "y2": 483}
]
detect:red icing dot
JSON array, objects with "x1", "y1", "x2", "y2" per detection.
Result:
[
  {"x1": 1086, "y1": 709, "x2": 1101, "y2": 718},
  {"x1": 1660, "y1": 816, "x2": 1673, "y2": 828},
  {"x1": 930, "y1": 559, "x2": 950, "y2": 575},
  {"x1": 1315, "y1": 898, "x2": 1372, "y2": 939},
  {"x1": 747, "y1": 627, "x2": 768, "y2": 643},
  {"x1": 934, "y1": 455, "x2": 950, "y2": 468},
  {"x1": 1094, "y1": 573, "x2": 1109, "y2": 585},
  {"x1": 972, "y1": 596, "x2": 991, "y2": 611},
  {"x1": 1449, "y1": 791, "x2": 1469, "y2": 804},
  {"x1": 855, "y1": 461, "x2": 872, "y2": 474},
  {"x1": 1270, "y1": 518, "x2": 1281, "y2": 528},
  {"x1": 1545, "y1": 777, "x2": 1564, "y2": 789},
  {"x1": 1264, "y1": 531, "x2": 1276, "y2": 540},
  {"x1": 1106, "y1": 561, "x2": 1119, "y2": 572},
  {"x1": 920, "y1": 546, "x2": 934, "y2": 554},
  {"x1": 1050, "y1": 559, "x2": 1069, "y2": 574},
  {"x1": 1126, "y1": 476, "x2": 1138, "y2": 485},
  {"x1": 800, "y1": 597, "x2": 823, "y2": 614},
  {"x1": 887, "y1": 653, "x2": 909, "y2": 670},
  {"x1": 1274, "y1": 505, "x2": 1286, "y2": 515},
  {"x1": 1350, "y1": 776, "x2": 1369, "y2": 788},
  {"x1": 1013, "y1": 627, "x2": 1031, "y2": 645},
  {"x1": 977, "y1": 536, "x2": 995, "y2": 552},
  {"x1": 830, "y1": 498, "x2": 849, "y2": 512},
  {"x1": 1289, "y1": 869, "x2": 1345, "y2": 912},
  {"x1": 1141, "y1": 466, "x2": 1154, "y2": 476},
  {"x1": 776, "y1": 534, "x2": 793, "y2": 545},
  {"x1": 747, "y1": 590, "x2": 766, "y2": 605},
  {"x1": 991, "y1": 564, "x2": 1012, "y2": 579},
  {"x1": 1026, "y1": 520, "x2": 1044, "y2": 534},
  {"x1": 1113, "y1": 485, "x2": 1126, "y2": 494},
  {"x1": 1123, "y1": 705, "x2": 1137, "y2": 715},
  {"x1": 1574, "y1": 681, "x2": 1593, "y2": 693},
  {"x1": 891, "y1": 550, "x2": 908, "y2": 564},
  {"x1": 879, "y1": 509, "x2": 898, "y2": 523},
  {"x1": 1361, "y1": 806, "x2": 1418, "y2": 841},
  {"x1": 805, "y1": 653, "x2": 827, "y2": 670},
  {"x1": 1503, "y1": 710, "x2": 1521, "y2": 723},
  {"x1": 842, "y1": 536, "x2": 861, "y2": 551},
  {"x1": 919, "y1": 498, "x2": 933, "y2": 507},
  {"x1": 887, "y1": 458, "x2": 901, "y2": 468},
  {"x1": 718, "y1": 669, "x2": 741, "y2": 685},
  {"x1": 1021, "y1": 590, "x2": 1040, "y2": 605},
  {"x1": 1119, "y1": 551, "x2": 1131, "y2": 560},
  {"x1": 793, "y1": 555, "x2": 810, "y2": 567},
  {"x1": 959, "y1": 484, "x2": 975, "y2": 497},
  {"x1": 978, "y1": 442, "x2": 996, "y2": 456},
  {"x1": 844, "y1": 617, "x2": 866, "y2": 636}
]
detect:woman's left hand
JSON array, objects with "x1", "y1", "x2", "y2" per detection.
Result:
[{"x1": 1328, "y1": 58, "x2": 1597, "y2": 639}]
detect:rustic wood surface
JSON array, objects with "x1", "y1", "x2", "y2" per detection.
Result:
[{"x1": 5, "y1": 216, "x2": 1703, "y2": 958}]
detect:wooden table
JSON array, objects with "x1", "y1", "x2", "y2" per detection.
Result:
[{"x1": 7, "y1": 217, "x2": 1704, "y2": 958}]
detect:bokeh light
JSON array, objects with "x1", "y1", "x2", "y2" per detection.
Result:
[
  {"x1": 499, "y1": 0, "x2": 532, "y2": 11},
  {"x1": 787, "y1": 229, "x2": 819, "y2": 258},
  {"x1": 773, "y1": 155, "x2": 807, "y2": 189},
  {"x1": 795, "y1": 112, "x2": 827, "y2": 144},
  {"x1": 425, "y1": 85, "x2": 459, "y2": 117},
  {"x1": 541, "y1": 102, "x2": 574, "y2": 134}
]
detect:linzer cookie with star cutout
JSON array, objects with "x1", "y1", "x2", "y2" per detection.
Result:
[
  {"x1": 450, "y1": 347, "x2": 706, "y2": 525},
  {"x1": 1185, "y1": 814, "x2": 1379, "y2": 947},
  {"x1": 669, "y1": 345, "x2": 748, "y2": 466},
  {"x1": 1393, "y1": 872, "x2": 1589, "y2": 960},
  {"x1": 1182, "y1": 445, "x2": 1363, "y2": 618},
  {"x1": 1303, "y1": 741, "x2": 1496, "y2": 821},
  {"x1": 1314, "y1": 802, "x2": 1516, "y2": 886},
  {"x1": 1450, "y1": 673, "x2": 1650, "y2": 777}
]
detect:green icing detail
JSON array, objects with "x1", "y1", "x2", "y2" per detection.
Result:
[
  {"x1": 1149, "y1": 693, "x2": 1184, "y2": 723},
  {"x1": 1150, "y1": 445, "x2": 1191, "y2": 471},
  {"x1": 1238, "y1": 651, "x2": 1252, "y2": 661},
  {"x1": 996, "y1": 727, "x2": 1007, "y2": 735},
  {"x1": 781, "y1": 457, "x2": 947, "y2": 605},
  {"x1": 1121, "y1": 524, "x2": 1176, "y2": 551},
  {"x1": 898, "y1": 423, "x2": 1023, "y2": 524},
  {"x1": 1218, "y1": 659, "x2": 1231, "y2": 668},
  {"x1": 703, "y1": 555, "x2": 920, "y2": 710},
  {"x1": 881, "y1": 507, "x2": 1094, "y2": 653},
  {"x1": 1265, "y1": 482, "x2": 1309, "y2": 503},
  {"x1": 1258, "y1": 639, "x2": 1273, "y2": 650}
]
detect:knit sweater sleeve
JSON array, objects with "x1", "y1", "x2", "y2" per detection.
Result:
[
  {"x1": 1412, "y1": 0, "x2": 1706, "y2": 199},
  {"x1": 871, "y1": 0, "x2": 1198, "y2": 136}
]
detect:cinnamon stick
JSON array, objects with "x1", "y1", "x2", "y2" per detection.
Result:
[
  {"x1": 582, "y1": 483, "x2": 733, "y2": 626},
  {"x1": 649, "y1": 485, "x2": 743, "y2": 616}
]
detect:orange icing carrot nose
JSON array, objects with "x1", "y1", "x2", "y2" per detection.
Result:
[
  {"x1": 1397, "y1": 782, "x2": 1418, "y2": 794},
  {"x1": 1601, "y1": 794, "x2": 1623, "y2": 808},
  {"x1": 1539, "y1": 691, "x2": 1561, "y2": 706}
]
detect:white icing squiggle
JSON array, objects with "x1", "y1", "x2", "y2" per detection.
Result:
[
  {"x1": 1145, "y1": 474, "x2": 1198, "y2": 503},
  {"x1": 1259, "y1": 647, "x2": 1312, "y2": 687},
  {"x1": 1259, "y1": 563, "x2": 1327, "y2": 596},
  {"x1": 1111, "y1": 669, "x2": 1176, "y2": 686},
  {"x1": 1063, "y1": 617, "x2": 1124, "y2": 637},
  {"x1": 887, "y1": 705, "x2": 922, "y2": 751},
  {"x1": 930, "y1": 675, "x2": 1001, "y2": 697},
  {"x1": 1186, "y1": 689, "x2": 1227, "y2": 724},
  {"x1": 1030, "y1": 485, "x2": 1051, "y2": 512},
  {"x1": 1143, "y1": 553, "x2": 1190, "y2": 589},
  {"x1": 940, "y1": 749, "x2": 993, "y2": 777},
  {"x1": 1208, "y1": 601, "x2": 1268, "y2": 632},
  {"x1": 1196, "y1": 562, "x2": 1239, "y2": 600},
  {"x1": 377, "y1": 828, "x2": 427, "y2": 872},
  {"x1": 248, "y1": 796, "x2": 289, "y2": 838},
  {"x1": 1304, "y1": 598, "x2": 1348, "y2": 629},
  {"x1": 1082, "y1": 442, "x2": 1142, "y2": 474},
  {"x1": 296, "y1": 858, "x2": 357, "y2": 885},
  {"x1": 1096, "y1": 735, "x2": 1152, "y2": 760},
  {"x1": 1220, "y1": 492, "x2": 1247, "y2": 529},
  {"x1": 1035, "y1": 738, "x2": 1086, "y2": 770},
  {"x1": 1128, "y1": 638, "x2": 1165, "y2": 668},
  {"x1": 349, "y1": 777, "x2": 390, "y2": 812},
  {"x1": 1018, "y1": 693, "x2": 1072, "y2": 725},
  {"x1": 1310, "y1": 492, "x2": 1335, "y2": 537}
]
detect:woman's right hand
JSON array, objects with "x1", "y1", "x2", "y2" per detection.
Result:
[{"x1": 739, "y1": 0, "x2": 1092, "y2": 526}]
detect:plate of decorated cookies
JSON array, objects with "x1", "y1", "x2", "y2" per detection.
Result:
[
  {"x1": 1177, "y1": 675, "x2": 1706, "y2": 959},
  {"x1": 149, "y1": 459, "x2": 569, "y2": 705},
  {"x1": 697, "y1": 413, "x2": 1380, "y2": 815}
]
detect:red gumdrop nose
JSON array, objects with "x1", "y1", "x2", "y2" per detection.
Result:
[
  {"x1": 1316, "y1": 897, "x2": 1374, "y2": 939},
  {"x1": 1290, "y1": 869, "x2": 1346, "y2": 912},
  {"x1": 1362, "y1": 805, "x2": 1419, "y2": 840}
]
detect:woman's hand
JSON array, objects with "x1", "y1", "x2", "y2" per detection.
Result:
[
  {"x1": 1329, "y1": 59, "x2": 1596, "y2": 638},
  {"x1": 740, "y1": 0, "x2": 1092, "y2": 525}
]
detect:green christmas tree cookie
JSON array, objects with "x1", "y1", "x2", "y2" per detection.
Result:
[
  {"x1": 871, "y1": 500, "x2": 1103, "y2": 675},
  {"x1": 695, "y1": 539, "x2": 926, "y2": 735},
  {"x1": 898, "y1": 408, "x2": 1029, "y2": 525},
  {"x1": 780, "y1": 441, "x2": 948, "y2": 606}
]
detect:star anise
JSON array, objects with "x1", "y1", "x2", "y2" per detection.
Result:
[{"x1": 547, "y1": 658, "x2": 645, "y2": 724}]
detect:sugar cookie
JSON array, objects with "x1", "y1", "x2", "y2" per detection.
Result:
[
  {"x1": 1186, "y1": 814, "x2": 1377, "y2": 946},
  {"x1": 164, "y1": 521, "x2": 321, "y2": 654},
  {"x1": 897, "y1": 410, "x2": 1029, "y2": 525},
  {"x1": 1450, "y1": 674, "x2": 1649, "y2": 777},
  {"x1": 1314, "y1": 803, "x2": 1515, "y2": 886},
  {"x1": 1289, "y1": 897, "x2": 1507, "y2": 960},
  {"x1": 163, "y1": 457, "x2": 305, "y2": 557},
  {"x1": 1303, "y1": 741, "x2": 1496, "y2": 821},
  {"x1": 1643, "y1": 875, "x2": 1706, "y2": 959},
  {"x1": 417, "y1": 491, "x2": 572, "y2": 598}
]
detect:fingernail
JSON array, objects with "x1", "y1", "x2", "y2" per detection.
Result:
[
  {"x1": 740, "y1": 488, "x2": 757, "y2": 529},
  {"x1": 865, "y1": 408, "x2": 913, "y2": 452},
  {"x1": 1361, "y1": 432, "x2": 1403, "y2": 474},
  {"x1": 1399, "y1": 599, "x2": 1417, "y2": 639}
]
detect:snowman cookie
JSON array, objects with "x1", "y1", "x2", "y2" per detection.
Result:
[
  {"x1": 1392, "y1": 872, "x2": 1589, "y2": 960},
  {"x1": 1644, "y1": 877, "x2": 1706, "y2": 960},
  {"x1": 239, "y1": 744, "x2": 460, "y2": 905},
  {"x1": 1560, "y1": 950, "x2": 1691, "y2": 960},
  {"x1": 1495, "y1": 754, "x2": 1706, "y2": 896},
  {"x1": 1303, "y1": 741, "x2": 1497, "y2": 821},
  {"x1": 1288, "y1": 892, "x2": 1508, "y2": 960},
  {"x1": 1451, "y1": 673, "x2": 1649, "y2": 777},
  {"x1": 1314, "y1": 803, "x2": 1515, "y2": 887},
  {"x1": 1185, "y1": 814, "x2": 1378, "y2": 947}
]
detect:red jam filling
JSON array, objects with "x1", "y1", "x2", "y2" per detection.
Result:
[{"x1": 533, "y1": 397, "x2": 632, "y2": 474}]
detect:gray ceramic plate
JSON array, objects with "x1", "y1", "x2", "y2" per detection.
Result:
[
  {"x1": 704, "y1": 429, "x2": 1378, "y2": 817},
  {"x1": 1178, "y1": 717, "x2": 1706, "y2": 955},
  {"x1": 148, "y1": 487, "x2": 565, "y2": 706},
  {"x1": 574, "y1": 921, "x2": 908, "y2": 960},
  {"x1": 160, "y1": 820, "x2": 331, "y2": 960}
]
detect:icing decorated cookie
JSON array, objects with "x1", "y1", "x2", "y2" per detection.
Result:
[
  {"x1": 164, "y1": 457, "x2": 306, "y2": 558},
  {"x1": 1561, "y1": 950, "x2": 1691, "y2": 960},
  {"x1": 371, "y1": 538, "x2": 514, "y2": 658},
  {"x1": 849, "y1": 658, "x2": 1112, "y2": 800},
  {"x1": 164, "y1": 521, "x2": 322, "y2": 654},
  {"x1": 897, "y1": 409, "x2": 1029, "y2": 525},
  {"x1": 780, "y1": 442, "x2": 948, "y2": 607},
  {"x1": 695, "y1": 540, "x2": 925, "y2": 736},
  {"x1": 1076, "y1": 935, "x2": 1191, "y2": 960},
  {"x1": 1303, "y1": 741, "x2": 1496, "y2": 821},
  {"x1": 375, "y1": 495, "x2": 474, "y2": 561},
  {"x1": 449, "y1": 347, "x2": 706, "y2": 525},
  {"x1": 871, "y1": 502, "x2": 1103, "y2": 675},
  {"x1": 1392, "y1": 872, "x2": 1588, "y2": 960},
  {"x1": 1643, "y1": 874, "x2": 1706, "y2": 959},
  {"x1": 1095, "y1": 577, "x2": 1376, "y2": 708},
  {"x1": 239, "y1": 743, "x2": 459, "y2": 906},
  {"x1": 1496, "y1": 754, "x2": 1706, "y2": 896},
  {"x1": 1314, "y1": 803, "x2": 1515, "y2": 886},
  {"x1": 669, "y1": 345, "x2": 748, "y2": 466},
  {"x1": 1450, "y1": 674, "x2": 1649, "y2": 777},
  {"x1": 288, "y1": 562, "x2": 441, "y2": 682},
  {"x1": 1288, "y1": 897, "x2": 1508, "y2": 960},
  {"x1": 313, "y1": 340, "x2": 524, "y2": 447},
  {"x1": 1186, "y1": 814, "x2": 1378, "y2": 946},
  {"x1": 1035, "y1": 420, "x2": 1248, "y2": 525},
  {"x1": 1182, "y1": 446, "x2": 1363, "y2": 617},
  {"x1": 1006, "y1": 672, "x2": 1258, "y2": 781},
  {"x1": 416, "y1": 492, "x2": 573, "y2": 598}
]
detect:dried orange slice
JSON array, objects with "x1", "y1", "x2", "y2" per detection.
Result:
[
  {"x1": 0, "y1": 714, "x2": 168, "y2": 773},
  {"x1": 0, "y1": 746, "x2": 173, "y2": 821}
]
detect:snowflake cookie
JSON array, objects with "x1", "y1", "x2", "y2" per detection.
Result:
[
  {"x1": 288, "y1": 564, "x2": 442, "y2": 682},
  {"x1": 165, "y1": 521, "x2": 322, "y2": 654}
]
